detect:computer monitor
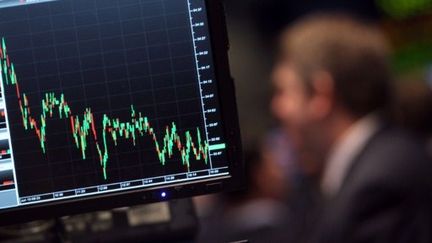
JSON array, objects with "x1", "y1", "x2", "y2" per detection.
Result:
[{"x1": 0, "y1": 0, "x2": 243, "y2": 225}]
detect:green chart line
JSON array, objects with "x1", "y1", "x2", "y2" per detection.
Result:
[{"x1": 0, "y1": 37, "x2": 210, "y2": 180}]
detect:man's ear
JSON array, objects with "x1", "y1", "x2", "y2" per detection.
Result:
[{"x1": 308, "y1": 71, "x2": 335, "y2": 120}]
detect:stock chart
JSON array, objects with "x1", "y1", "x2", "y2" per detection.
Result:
[{"x1": 0, "y1": 0, "x2": 229, "y2": 208}]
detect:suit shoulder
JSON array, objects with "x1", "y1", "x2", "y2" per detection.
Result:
[{"x1": 346, "y1": 128, "x2": 432, "y2": 193}]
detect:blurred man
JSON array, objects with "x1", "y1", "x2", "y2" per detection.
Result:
[{"x1": 272, "y1": 14, "x2": 432, "y2": 243}]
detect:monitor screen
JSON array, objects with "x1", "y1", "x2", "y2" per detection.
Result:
[{"x1": 0, "y1": 0, "x2": 242, "y2": 221}]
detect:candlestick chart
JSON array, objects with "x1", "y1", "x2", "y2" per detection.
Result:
[
  {"x1": 0, "y1": 37, "x2": 209, "y2": 181},
  {"x1": 0, "y1": 0, "x2": 232, "y2": 209}
]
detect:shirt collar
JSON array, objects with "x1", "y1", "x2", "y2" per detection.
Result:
[{"x1": 321, "y1": 113, "x2": 381, "y2": 197}]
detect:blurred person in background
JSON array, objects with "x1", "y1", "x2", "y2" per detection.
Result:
[
  {"x1": 272, "y1": 13, "x2": 432, "y2": 243},
  {"x1": 196, "y1": 142, "x2": 291, "y2": 243}
]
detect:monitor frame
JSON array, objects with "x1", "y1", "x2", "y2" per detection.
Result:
[{"x1": 0, "y1": 0, "x2": 243, "y2": 226}]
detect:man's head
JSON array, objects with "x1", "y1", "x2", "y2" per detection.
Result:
[{"x1": 272, "y1": 13, "x2": 393, "y2": 156}]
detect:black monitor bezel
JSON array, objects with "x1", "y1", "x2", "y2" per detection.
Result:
[{"x1": 0, "y1": 0, "x2": 243, "y2": 226}]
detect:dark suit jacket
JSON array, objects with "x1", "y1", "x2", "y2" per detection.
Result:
[{"x1": 313, "y1": 127, "x2": 432, "y2": 243}]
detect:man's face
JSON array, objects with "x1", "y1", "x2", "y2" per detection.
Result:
[
  {"x1": 272, "y1": 59, "x2": 339, "y2": 169},
  {"x1": 271, "y1": 63, "x2": 324, "y2": 175},
  {"x1": 271, "y1": 62, "x2": 311, "y2": 135}
]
